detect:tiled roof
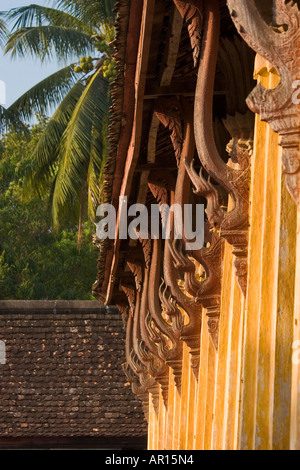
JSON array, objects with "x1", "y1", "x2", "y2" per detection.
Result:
[{"x1": 0, "y1": 301, "x2": 147, "y2": 441}]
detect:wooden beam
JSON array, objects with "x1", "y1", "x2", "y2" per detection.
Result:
[
  {"x1": 144, "y1": 80, "x2": 226, "y2": 99},
  {"x1": 135, "y1": 163, "x2": 177, "y2": 172},
  {"x1": 144, "y1": 81, "x2": 195, "y2": 99}
]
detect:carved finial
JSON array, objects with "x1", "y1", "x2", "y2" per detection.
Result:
[
  {"x1": 127, "y1": 260, "x2": 143, "y2": 293},
  {"x1": 155, "y1": 97, "x2": 183, "y2": 166},
  {"x1": 148, "y1": 182, "x2": 168, "y2": 206},
  {"x1": 184, "y1": 159, "x2": 224, "y2": 229},
  {"x1": 139, "y1": 237, "x2": 152, "y2": 270},
  {"x1": 189, "y1": 348, "x2": 201, "y2": 378},
  {"x1": 173, "y1": 0, "x2": 204, "y2": 67},
  {"x1": 207, "y1": 315, "x2": 219, "y2": 350},
  {"x1": 120, "y1": 283, "x2": 136, "y2": 317}
]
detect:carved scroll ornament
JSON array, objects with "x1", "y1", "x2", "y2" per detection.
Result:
[
  {"x1": 227, "y1": 0, "x2": 300, "y2": 205},
  {"x1": 148, "y1": 172, "x2": 201, "y2": 374},
  {"x1": 146, "y1": 186, "x2": 184, "y2": 388},
  {"x1": 154, "y1": 96, "x2": 224, "y2": 354},
  {"x1": 121, "y1": 285, "x2": 159, "y2": 417},
  {"x1": 173, "y1": 0, "x2": 204, "y2": 67},
  {"x1": 127, "y1": 256, "x2": 170, "y2": 404},
  {"x1": 154, "y1": 97, "x2": 183, "y2": 166},
  {"x1": 177, "y1": 0, "x2": 254, "y2": 296},
  {"x1": 120, "y1": 265, "x2": 169, "y2": 411}
]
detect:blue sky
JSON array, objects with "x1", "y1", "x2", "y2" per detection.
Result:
[{"x1": 0, "y1": 0, "x2": 62, "y2": 108}]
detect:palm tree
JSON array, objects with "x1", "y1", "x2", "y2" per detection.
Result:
[
  {"x1": 1, "y1": 1, "x2": 116, "y2": 246},
  {"x1": 0, "y1": 13, "x2": 27, "y2": 133},
  {"x1": 0, "y1": 14, "x2": 8, "y2": 47}
]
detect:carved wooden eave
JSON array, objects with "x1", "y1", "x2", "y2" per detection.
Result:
[
  {"x1": 127, "y1": 252, "x2": 171, "y2": 402},
  {"x1": 92, "y1": 0, "x2": 144, "y2": 302},
  {"x1": 227, "y1": 0, "x2": 300, "y2": 205},
  {"x1": 153, "y1": 95, "x2": 224, "y2": 356},
  {"x1": 92, "y1": 0, "x2": 259, "y2": 414},
  {"x1": 144, "y1": 175, "x2": 184, "y2": 385},
  {"x1": 121, "y1": 275, "x2": 166, "y2": 413},
  {"x1": 178, "y1": 0, "x2": 255, "y2": 297}
]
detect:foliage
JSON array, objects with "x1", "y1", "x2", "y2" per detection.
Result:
[
  {"x1": 0, "y1": 0, "x2": 116, "y2": 232},
  {"x1": 0, "y1": 121, "x2": 98, "y2": 300},
  {"x1": 0, "y1": 13, "x2": 8, "y2": 48}
]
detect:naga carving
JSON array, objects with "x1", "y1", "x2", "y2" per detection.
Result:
[
  {"x1": 127, "y1": 255, "x2": 170, "y2": 404},
  {"x1": 178, "y1": 0, "x2": 254, "y2": 296},
  {"x1": 154, "y1": 96, "x2": 224, "y2": 354},
  {"x1": 148, "y1": 172, "x2": 184, "y2": 386},
  {"x1": 227, "y1": 0, "x2": 300, "y2": 205},
  {"x1": 121, "y1": 262, "x2": 169, "y2": 411},
  {"x1": 148, "y1": 234, "x2": 183, "y2": 389},
  {"x1": 120, "y1": 282, "x2": 136, "y2": 317},
  {"x1": 122, "y1": 284, "x2": 160, "y2": 417}
]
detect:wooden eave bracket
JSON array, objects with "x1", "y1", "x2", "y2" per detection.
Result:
[{"x1": 227, "y1": 0, "x2": 300, "y2": 205}]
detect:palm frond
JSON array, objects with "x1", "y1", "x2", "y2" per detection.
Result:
[
  {"x1": 6, "y1": 4, "x2": 93, "y2": 35},
  {"x1": 52, "y1": 70, "x2": 109, "y2": 228},
  {"x1": 5, "y1": 25, "x2": 94, "y2": 62},
  {"x1": 0, "y1": 105, "x2": 30, "y2": 136},
  {"x1": 55, "y1": 0, "x2": 116, "y2": 27},
  {"x1": 0, "y1": 16, "x2": 8, "y2": 48},
  {"x1": 23, "y1": 80, "x2": 85, "y2": 198},
  {"x1": 8, "y1": 64, "x2": 79, "y2": 121}
]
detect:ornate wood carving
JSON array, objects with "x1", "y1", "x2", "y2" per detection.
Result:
[
  {"x1": 154, "y1": 95, "x2": 224, "y2": 356},
  {"x1": 183, "y1": 0, "x2": 254, "y2": 296},
  {"x1": 168, "y1": 227, "x2": 224, "y2": 351},
  {"x1": 148, "y1": 235, "x2": 183, "y2": 389},
  {"x1": 122, "y1": 363, "x2": 151, "y2": 420},
  {"x1": 227, "y1": 0, "x2": 300, "y2": 205},
  {"x1": 173, "y1": 0, "x2": 204, "y2": 67},
  {"x1": 139, "y1": 236, "x2": 152, "y2": 270},
  {"x1": 154, "y1": 98, "x2": 202, "y2": 371},
  {"x1": 122, "y1": 302, "x2": 160, "y2": 417},
  {"x1": 154, "y1": 97, "x2": 183, "y2": 165},
  {"x1": 127, "y1": 260, "x2": 143, "y2": 293},
  {"x1": 184, "y1": 161, "x2": 224, "y2": 229},
  {"x1": 120, "y1": 283, "x2": 136, "y2": 317},
  {"x1": 148, "y1": 181, "x2": 169, "y2": 206},
  {"x1": 223, "y1": 112, "x2": 254, "y2": 295},
  {"x1": 127, "y1": 255, "x2": 170, "y2": 404},
  {"x1": 138, "y1": 174, "x2": 184, "y2": 389},
  {"x1": 192, "y1": 228, "x2": 224, "y2": 350}
]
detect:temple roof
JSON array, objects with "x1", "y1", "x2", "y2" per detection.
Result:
[{"x1": 0, "y1": 301, "x2": 147, "y2": 447}]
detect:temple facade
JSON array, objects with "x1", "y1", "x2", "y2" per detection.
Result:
[{"x1": 93, "y1": 0, "x2": 300, "y2": 450}]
